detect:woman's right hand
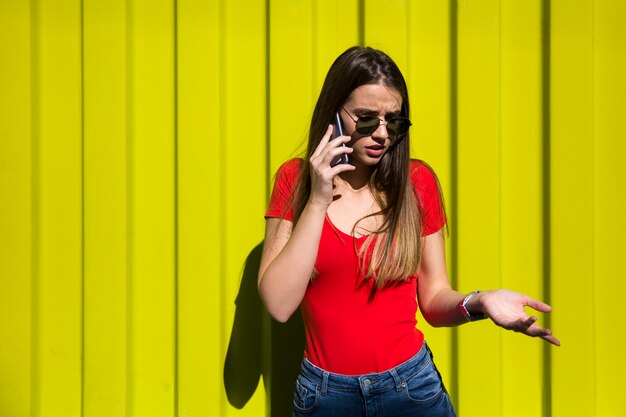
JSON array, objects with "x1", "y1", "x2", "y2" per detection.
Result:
[
  {"x1": 308, "y1": 124, "x2": 355, "y2": 207},
  {"x1": 259, "y1": 125, "x2": 353, "y2": 323}
]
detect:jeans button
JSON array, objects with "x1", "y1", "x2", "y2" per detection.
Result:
[{"x1": 364, "y1": 379, "x2": 371, "y2": 387}]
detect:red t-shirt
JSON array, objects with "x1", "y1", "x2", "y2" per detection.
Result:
[{"x1": 265, "y1": 158, "x2": 446, "y2": 375}]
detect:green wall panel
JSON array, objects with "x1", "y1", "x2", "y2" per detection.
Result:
[
  {"x1": 550, "y1": 1, "x2": 595, "y2": 416},
  {"x1": 83, "y1": 0, "x2": 128, "y2": 415},
  {"x1": 0, "y1": 1, "x2": 32, "y2": 416}
]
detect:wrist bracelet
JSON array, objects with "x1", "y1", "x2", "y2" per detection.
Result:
[{"x1": 458, "y1": 290, "x2": 488, "y2": 322}]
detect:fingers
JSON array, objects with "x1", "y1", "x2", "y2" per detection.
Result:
[
  {"x1": 311, "y1": 125, "x2": 334, "y2": 158},
  {"x1": 505, "y1": 315, "x2": 536, "y2": 333},
  {"x1": 524, "y1": 296, "x2": 552, "y2": 314},
  {"x1": 310, "y1": 125, "x2": 353, "y2": 170},
  {"x1": 521, "y1": 315, "x2": 538, "y2": 328},
  {"x1": 312, "y1": 125, "x2": 350, "y2": 157},
  {"x1": 307, "y1": 125, "x2": 354, "y2": 206},
  {"x1": 521, "y1": 322, "x2": 561, "y2": 346},
  {"x1": 483, "y1": 290, "x2": 560, "y2": 346},
  {"x1": 541, "y1": 334, "x2": 561, "y2": 346}
]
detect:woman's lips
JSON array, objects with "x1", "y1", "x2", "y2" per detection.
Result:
[{"x1": 365, "y1": 145, "x2": 384, "y2": 158}]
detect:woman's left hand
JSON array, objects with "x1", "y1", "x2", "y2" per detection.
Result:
[{"x1": 477, "y1": 289, "x2": 560, "y2": 346}]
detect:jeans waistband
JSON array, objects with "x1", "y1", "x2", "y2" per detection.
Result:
[{"x1": 299, "y1": 342, "x2": 433, "y2": 395}]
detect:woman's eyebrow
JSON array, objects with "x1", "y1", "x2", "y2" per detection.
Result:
[
  {"x1": 352, "y1": 107, "x2": 401, "y2": 115},
  {"x1": 351, "y1": 107, "x2": 377, "y2": 114}
]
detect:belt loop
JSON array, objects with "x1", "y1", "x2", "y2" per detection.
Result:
[
  {"x1": 389, "y1": 368, "x2": 404, "y2": 392},
  {"x1": 320, "y1": 371, "x2": 329, "y2": 396},
  {"x1": 424, "y1": 341, "x2": 434, "y2": 360}
]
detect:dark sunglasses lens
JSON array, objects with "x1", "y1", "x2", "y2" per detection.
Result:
[
  {"x1": 387, "y1": 118, "x2": 410, "y2": 136},
  {"x1": 355, "y1": 117, "x2": 380, "y2": 134},
  {"x1": 355, "y1": 116, "x2": 412, "y2": 136}
]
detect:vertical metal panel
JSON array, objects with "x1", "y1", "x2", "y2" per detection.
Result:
[
  {"x1": 33, "y1": 0, "x2": 84, "y2": 415},
  {"x1": 592, "y1": 0, "x2": 626, "y2": 415},
  {"x1": 312, "y1": 0, "x2": 359, "y2": 93},
  {"x1": 221, "y1": 0, "x2": 268, "y2": 416},
  {"x1": 0, "y1": 1, "x2": 32, "y2": 416},
  {"x1": 126, "y1": 0, "x2": 176, "y2": 415},
  {"x1": 456, "y1": 1, "x2": 503, "y2": 415},
  {"x1": 500, "y1": 2, "x2": 544, "y2": 416},
  {"x1": 550, "y1": 1, "x2": 595, "y2": 416},
  {"x1": 364, "y1": 0, "x2": 408, "y2": 71},
  {"x1": 177, "y1": 0, "x2": 226, "y2": 415},
  {"x1": 269, "y1": 0, "x2": 314, "y2": 175},
  {"x1": 82, "y1": 0, "x2": 128, "y2": 415}
]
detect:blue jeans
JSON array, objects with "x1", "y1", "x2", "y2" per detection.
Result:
[{"x1": 292, "y1": 343, "x2": 457, "y2": 417}]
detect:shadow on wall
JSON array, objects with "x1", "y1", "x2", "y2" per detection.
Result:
[{"x1": 224, "y1": 241, "x2": 305, "y2": 417}]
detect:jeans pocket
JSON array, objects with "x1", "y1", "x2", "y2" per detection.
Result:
[
  {"x1": 293, "y1": 375, "x2": 319, "y2": 414},
  {"x1": 402, "y1": 358, "x2": 445, "y2": 405}
]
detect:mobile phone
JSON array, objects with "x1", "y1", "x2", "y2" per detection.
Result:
[{"x1": 330, "y1": 112, "x2": 349, "y2": 167}]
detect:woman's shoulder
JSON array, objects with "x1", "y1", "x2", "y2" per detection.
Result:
[
  {"x1": 409, "y1": 159, "x2": 447, "y2": 232},
  {"x1": 266, "y1": 158, "x2": 303, "y2": 221},
  {"x1": 274, "y1": 158, "x2": 303, "y2": 184},
  {"x1": 409, "y1": 159, "x2": 439, "y2": 187},
  {"x1": 409, "y1": 158, "x2": 430, "y2": 172},
  {"x1": 277, "y1": 157, "x2": 303, "y2": 173}
]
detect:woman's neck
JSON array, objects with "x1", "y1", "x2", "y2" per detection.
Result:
[{"x1": 337, "y1": 164, "x2": 375, "y2": 192}]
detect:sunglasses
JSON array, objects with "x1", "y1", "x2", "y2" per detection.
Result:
[{"x1": 342, "y1": 107, "x2": 412, "y2": 137}]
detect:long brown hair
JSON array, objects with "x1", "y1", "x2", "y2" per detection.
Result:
[{"x1": 290, "y1": 46, "x2": 437, "y2": 287}]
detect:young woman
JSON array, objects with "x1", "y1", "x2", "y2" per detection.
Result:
[{"x1": 258, "y1": 46, "x2": 559, "y2": 417}]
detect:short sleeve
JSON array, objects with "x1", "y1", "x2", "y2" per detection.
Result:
[
  {"x1": 410, "y1": 160, "x2": 447, "y2": 236},
  {"x1": 265, "y1": 158, "x2": 302, "y2": 221}
]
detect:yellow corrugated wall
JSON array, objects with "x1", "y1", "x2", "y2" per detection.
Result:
[{"x1": 1, "y1": 0, "x2": 625, "y2": 416}]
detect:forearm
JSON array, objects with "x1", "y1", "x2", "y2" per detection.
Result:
[
  {"x1": 416, "y1": 233, "x2": 490, "y2": 327},
  {"x1": 420, "y1": 287, "x2": 490, "y2": 327},
  {"x1": 420, "y1": 287, "x2": 467, "y2": 327},
  {"x1": 259, "y1": 201, "x2": 327, "y2": 322}
]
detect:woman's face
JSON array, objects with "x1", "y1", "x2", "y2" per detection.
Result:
[{"x1": 341, "y1": 82, "x2": 403, "y2": 168}]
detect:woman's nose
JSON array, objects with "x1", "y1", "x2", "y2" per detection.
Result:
[{"x1": 372, "y1": 121, "x2": 389, "y2": 139}]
